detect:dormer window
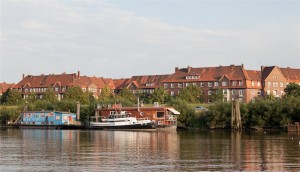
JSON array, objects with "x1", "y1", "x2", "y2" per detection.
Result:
[
  {"x1": 185, "y1": 75, "x2": 200, "y2": 80},
  {"x1": 146, "y1": 83, "x2": 154, "y2": 86}
]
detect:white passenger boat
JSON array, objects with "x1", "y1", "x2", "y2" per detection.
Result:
[{"x1": 90, "y1": 111, "x2": 156, "y2": 130}]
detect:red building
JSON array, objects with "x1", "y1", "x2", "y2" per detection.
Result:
[
  {"x1": 13, "y1": 71, "x2": 115, "y2": 100},
  {"x1": 0, "y1": 82, "x2": 15, "y2": 96}
]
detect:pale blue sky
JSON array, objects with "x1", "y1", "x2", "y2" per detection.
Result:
[{"x1": 0, "y1": 0, "x2": 299, "y2": 83}]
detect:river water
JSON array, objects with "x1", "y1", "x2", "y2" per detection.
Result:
[{"x1": 0, "y1": 128, "x2": 299, "y2": 171}]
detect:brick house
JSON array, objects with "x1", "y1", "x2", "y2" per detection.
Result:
[
  {"x1": 161, "y1": 65, "x2": 262, "y2": 103},
  {"x1": 13, "y1": 71, "x2": 115, "y2": 100},
  {"x1": 113, "y1": 75, "x2": 170, "y2": 94},
  {"x1": 0, "y1": 82, "x2": 15, "y2": 96},
  {"x1": 261, "y1": 66, "x2": 300, "y2": 98}
]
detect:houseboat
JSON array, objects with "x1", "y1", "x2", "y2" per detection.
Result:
[
  {"x1": 16, "y1": 111, "x2": 82, "y2": 129},
  {"x1": 93, "y1": 104, "x2": 180, "y2": 131},
  {"x1": 90, "y1": 110, "x2": 156, "y2": 130}
]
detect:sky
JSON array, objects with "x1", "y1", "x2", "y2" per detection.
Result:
[{"x1": 0, "y1": 0, "x2": 299, "y2": 83}]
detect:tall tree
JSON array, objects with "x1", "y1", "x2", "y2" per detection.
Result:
[
  {"x1": 6, "y1": 89, "x2": 23, "y2": 105},
  {"x1": 284, "y1": 83, "x2": 300, "y2": 97},
  {"x1": 0, "y1": 88, "x2": 10, "y2": 104},
  {"x1": 99, "y1": 86, "x2": 113, "y2": 101},
  {"x1": 149, "y1": 87, "x2": 169, "y2": 104},
  {"x1": 44, "y1": 88, "x2": 57, "y2": 103},
  {"x1": 210, "y1": 89, "x2": 223, "y2": 103},
  {"x1": 177, "y1": 85, "x2": 202, "y2": 103},
  {"x1": 118, "y1": 88, "x2": 137, "y2": 103},
  {"x1": 64, "y1": 86, "x2": 89, "y2": 104}
]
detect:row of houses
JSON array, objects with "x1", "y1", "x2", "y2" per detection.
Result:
[{"x1": 1, "y1": 64, "x2": 299, "y2": 103}]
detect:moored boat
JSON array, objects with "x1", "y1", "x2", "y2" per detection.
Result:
[{"x1": 90, "y1": 111, "x2": 156, "y2": 130}]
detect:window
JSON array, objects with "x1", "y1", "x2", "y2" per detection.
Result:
[
  {"x1": 258, "y1": 90, "x2": 261, "y2": 95},
  {"x1": 208, "y1": 90, "x2": 212, "y2": 95},
  {"x1": 214, "y1": 82, "x2": 219, "y2": 87},
  {"x1": 25, "y1": 89, "x2": 28, "y2": 92},
  {"x1": 275, "y1": 82, "x2": 278, "y2": 87},
  {"x1": 146, "y1": 83, "x2": 154, "y2": 86},
  {"x1": 223, "y1": 89, "x2": 227, "y2": 95},
  {"x1": 164, "y1": 83, "x2": 168, "y2": 88},
  {"x1": 30, "y1": 88, "x2": 32, "y2": 92},
  {"x1": 268, "y1": 82, "x2": 271, "y2": 87},
  {"x1": 252, "y1": 90, "x2": 255, "y2": 95},
  {"x1": 55, "y1": 87, "x2": 59, "y2": 92},
  {"x1": 232, "y1": 89, "x2": 236, "y2": 94},
  {"x1": 222, "y1": 82, "x2": 227, "y2": 86},
  {"x1": 192, "y1": 83, "x2": 196, "y2": 86},
  {"x1": 252, "y1": 81, "x2": 255, "y2": 86},
  {"x1": 258, "y1": 82, "x2": 261, "y2": 87},
  {"x1": 239, "y1": 90, "x2": 243, "y2": 96},
  {"x1": 239, "y1": 81, "x2": 243, "y2": 86},
  {"x1": 267, "y1": 90, "x2": 270, "y2": 95},
  {"x1": 208, "y1": 82, "x2": 213, "y2": 87},
  {"x1": 280, "y1": 82, "x2": 283, "y2": 87},
  {"x1": 157, "y1": 112, "x2": 164, "y2": 118},
  {"x1": 178, "y1": 83, "x2": 182, "y2": 88},
  {"x1": 200, "y1": 83, "x2": 204, "y2": 87},
  {"x1": 232, "y1": 81, "x2": 237, "y2": 86},
  {"x1": 171, "y1": 83, "x2": 174, "y2": 88},
  {"x1": 170, "y1": 91, "x2": 174, "y2": 96}
]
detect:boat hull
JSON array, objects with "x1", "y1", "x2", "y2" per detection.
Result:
[
  {"x1": 90, "y1": 122, "x2": 156, "y2": 130},
  {"x1": 156, "y1": 124, "x2": 177, "y2": 131}
]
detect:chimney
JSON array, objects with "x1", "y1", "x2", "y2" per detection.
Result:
[
  {"x1": 241, "y1": 63, "x2": 244, "y2": 68},
  {"x1": 77, "y1": 71, "x2": 80, "y2": 78},
  {"x1": 261, "y1": 66, "x2": 265, "y2": 72},
  {"x1": 187, "y1": 66, "x2": 192, "y2": 73},
  {"x1": 175, "y1": 67, "x2": 179, "y2": 72},
  {"x1": 22, "y1": 74, "x2": 25, "y2": 79}
]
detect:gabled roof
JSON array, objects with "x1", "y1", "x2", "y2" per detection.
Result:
[
  {"x1": 0, "y1": 82, "x2": 15, "y2": 93},
  {"x1": 163, "y1": 65, "x2": 248, "y2": 82},
  {"x1": 114, "y1": 75, "x2": 170, "y2": 90},
  {"x1": 280, "y1": 67, "x2": 300, "y2": 82},
  {"x1": 261, "y1": 66, "x2": 276, "y2": 80},
  {"x1": 14, "y1": 73, "x2": 75, "y2": 88},
  {"x1": 14, "y1": 72, "x2": 115, "y2": 90}
]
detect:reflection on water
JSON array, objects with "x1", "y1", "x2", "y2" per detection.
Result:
[{"x1": 0, "y1": 129, "x2": 300, "y2": 171}]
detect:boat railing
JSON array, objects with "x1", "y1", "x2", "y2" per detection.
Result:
[{"x1": 137, "y1": 117, "x2": 150, "y2": 121}]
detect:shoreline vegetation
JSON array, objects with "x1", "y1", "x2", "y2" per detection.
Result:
[{"x1": 0, "y1": 83, "x2": 300, "y2": 130}]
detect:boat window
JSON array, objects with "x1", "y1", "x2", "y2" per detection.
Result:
[{"x1": 156, "y1": 112, "x2": 164, "y2": 118}]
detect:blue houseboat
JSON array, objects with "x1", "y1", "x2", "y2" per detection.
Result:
[{"x1": 19, "y1": 111, "x2": 81, "y2": 129}]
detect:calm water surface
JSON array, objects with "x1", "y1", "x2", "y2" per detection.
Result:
[{"x1": 0, "y1": 128, "x2": 300, "y2": 171}]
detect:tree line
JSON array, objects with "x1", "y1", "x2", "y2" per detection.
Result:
[{"x1": 0, "y1": 83, "x2": 300, "y2": 129}]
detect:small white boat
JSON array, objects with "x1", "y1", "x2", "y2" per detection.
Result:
[{"x1": 90, "y1": 111, "x2": 156, "y2": 130}]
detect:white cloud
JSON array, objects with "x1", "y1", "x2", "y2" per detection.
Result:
[{"x1": 0, "y1": 0, "x2": 299, "y2": 82}]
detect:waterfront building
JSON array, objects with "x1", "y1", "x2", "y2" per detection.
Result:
[
  {"x1": 13, "y1": 71, "x2": 115, "y2": 100},
  {"x1": 113, "y1": 74, "x2": 170, "y2": 94}
]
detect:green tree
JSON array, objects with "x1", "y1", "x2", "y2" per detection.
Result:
[
  {"x1": 6, "y1": 89, "x2": 23, "y2": 105},
  {"x1": 117, "y1": 88, "x2": 136, "y2": 103},
  {"x1": 64, "y1": 87, "x2": 89, "y2": 104},
  {"x1": 284, "y1": 83, "x2": 300, "y2": 97},
  {"x1": 177, "y1": 85, "x2": 202, "y2": 103},
  {"x1": 149, "y1": 87, "x2": 169, "y2": 104},
  {"x1": 0, "y1": 88, "x2": 10, "y2": 104},
  {"x1": 27, "y1": 92, "x2": 36, "y2": 103},
  {"x1": 210, "y1": 89, "x2": 224, "y2": 103},
  {"x1": 43, "y1": 88, "x2": 57, "y2": 103},
  {"x1": 99, "y1": 86, "x2": 113, "y2": 101}
]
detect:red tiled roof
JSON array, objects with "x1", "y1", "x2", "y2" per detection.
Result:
[
  {"x1": 113, "y1": 78, "x2": 131, "y2": 90},
  {"x1": 246, "y1": 70, "x2": 261, "y2": 81},
  {"x1": 163, "y1": 65, "x2": 248, "y2": 82},
  {"x1": 280, "y1": 67, "x2": 300, "y2": 82},
  {"x1": 0, "y1": 82, "x2": 15, "y2": 93},
  {"x1": 14, "y1": 72, "x2": 115, "y2": 90}
]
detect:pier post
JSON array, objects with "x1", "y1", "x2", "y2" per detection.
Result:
[
  {"x1": 231, "y1": 100, "x2": 242, "y2": 131},
  {"x1": 77, "y1": 102, "x2": 80, "y2": 121}
]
